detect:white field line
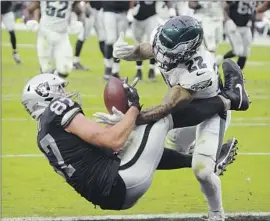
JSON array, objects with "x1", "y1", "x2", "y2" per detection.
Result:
[
  {"x1": 2, "y1": 212, "x2": 270, "y2": 221},
  {"x1": 2, "y1": 42, "x2": 270, "y2": 65},
  {"x1": 1, "y1": 118, "x2": 270, "y2": 127},
  {"x1": 1, "y1": 152, "x2": 270, "y2": 158}
]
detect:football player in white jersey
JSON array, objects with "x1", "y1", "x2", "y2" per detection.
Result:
[
  {"x1": 189, "y1": 1, "x2": 223, "y2": 56},
  {"x1": 113, "y1": 16, "x2": 250, "y2": 220},
  {"x1": 26, "y1": 1, "x2": 81, "y2": 78}
]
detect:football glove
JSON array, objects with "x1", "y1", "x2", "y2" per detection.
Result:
[
  {"x1": 93, "y1": 106, "x2": 124, "y2": 125},
  {"x1": 26, "y1": 20, "x2": 39, "y2": 32},
  {"x1": 123, "y1": 77, "x2": 141, "y2": 110},
  {"x1": 113, "y1": 32, "x2": 135, "y2": 59}
]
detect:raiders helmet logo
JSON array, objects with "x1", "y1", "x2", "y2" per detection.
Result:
[{"x1": 35, "y1": 82, "x2": 50, "y2": 97}]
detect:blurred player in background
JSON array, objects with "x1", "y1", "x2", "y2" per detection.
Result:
[
  {"x1": 130, "y1": 1, "x2": 158, "y2": 81},
  {"x1": 189, "y1": 1, "x2": 223, "y2": 57},
  {"x1": 26, "y1": 1, "x2": 82, "y2": 78},
  {"x1": 175, "y1": 1, "x2": 194, "y2": 17},
  {"x1": 72, "y1": 1, "x2": 106, "y2": 71},
  {"x1": 217, "y1": 1, "x2": 256, "y2": 70},
  {"x1": 1, "y1": 1, "x2": 21, "y2": 64},
  {"x1": 103, "y1": 1, "x2": 131, "y2": 80},
  {"x1": 257, "y1": 1, "x2": 270, "y2": 13}
]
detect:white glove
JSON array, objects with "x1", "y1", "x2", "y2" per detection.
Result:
[
  {"x1": 93, "y1": 106, "x2": 125, "y2": 125},
  {"x1": 113, "y1": 32, "x2": 135, "y2": 59},
  {"x1": 225, "y1": 19, "x2": 237, "y2": 33},
  {"x1": 26, "y1": 20, "x2": 39, "y2": 32}
]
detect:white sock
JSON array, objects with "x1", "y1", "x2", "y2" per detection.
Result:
[
  {"x1": 149, "y1": 64, "x2": 155, "y2": 70},
  {"x1": 200, "y1": 173, "x2": 223, "y2": 212},
  {"x1": 112, "y1": 62, "x2": 120, "y2": 74},
  {"x1": 104, "y1": 58, "x2": 112, "y2": 68},
  {"x1": 136, "y1": 65, "x2": 142, "y2": 70},
  {"x1": 74, "y1": 56, "x2": 80, "y2": 63}
]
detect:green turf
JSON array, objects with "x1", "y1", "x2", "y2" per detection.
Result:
[{"x1": 1, "y1": 31, "x2": 270, "y2": 218}]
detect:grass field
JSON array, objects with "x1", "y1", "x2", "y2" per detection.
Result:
[{"x1": 1, "y1": 30, "x2": 270, "y2": 220}]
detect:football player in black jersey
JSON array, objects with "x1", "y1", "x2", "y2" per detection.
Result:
[
  {"x1": 131, "y1": 1, "x2": 158, "y2": 81},
  {"x1": 102, "y1": 1, "x2": 131, "y2": 80},
  {"x1": 22, "y1": 70, "x2": 244, "y2": 210},
  {"x1": 217, "y1": 1, "x2": 256, "y2": 70},
  {"x1": 1, "y1": 1, "x2": 21, "y2": 64}
]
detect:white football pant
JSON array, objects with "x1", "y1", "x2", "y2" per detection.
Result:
[
  {"x1": 103, "y1": 11, "x2": 128, "y2": 45},
  {"x1": 37, "y1": 28, "x2": 73, "y2": 75},
  {"x1": 119, "y1": 116, "x2": 173, "y2": 209},
  {"x1": 226, "y1": 25, "x2": 252, "y2": 57},
  {"x1": 132, "y1": 15, "x2": 159, "y2": 43},
  {"x1": 1, "y1": 11, "x2": 15, "y2": 31}
]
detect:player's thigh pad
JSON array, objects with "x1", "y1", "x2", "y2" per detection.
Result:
[
  {"x1": 118, "y1": 116, "x2": 173, "y2": 209},
  {"x1": 2, "y1": 12, "x2": 15, "y2": 31},
  {"x1": 132, "y1": 19, "x2": 144, "y2": 43},
  {"x1": 239, "y1": 27, "x2": 252, "y2": 57},
  {"x1": 77, "y1": 17, "x2": 93, "y2": 41},
  {"x1": 202, "y1": 18, "x2": 218, "y2": 52},
  {"x1": 165, "y1": 127, "x2": 196, "y2": 153},
  {"x1": 37, "y1": 30, "x2": 54, "y2": 73},
  {"x1": 194, "y1": 114, "x2": 226, "y2": 161},
  {"x1": 116, "y1": 13, "x2": 128, "y2": 39},
  {"x1": 226, "y1": 28, "x2": 244, "y2": 56},
  {"x1": 93, "y1": 9, "x2": 106, "y2": 42},
  {"x1": 144, "y1": 15, "x2": 159, "y2": 42},
  {"x1": 103, "y1": 11, "x2": 118, "y2": 44},
  {"x1": 54, "y1": 33, "x2": 73, "y2": 74}
]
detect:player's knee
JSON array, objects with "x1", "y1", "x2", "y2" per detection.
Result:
[
  {"x1": 233, "y1": 45, "x2": 244, "y2": 56},
  {"x1": 106, "y1": 36, "x2": 117, "y2": 45},
  {"x1": 192, "y1": 154, "x2": 215, "y2": 182}
]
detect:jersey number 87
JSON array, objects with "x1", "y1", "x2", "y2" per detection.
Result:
[{"x1": 46, "y1": 1, "x2": 69, "y2": 19}]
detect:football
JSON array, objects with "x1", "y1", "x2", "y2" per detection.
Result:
[{"x1": 104, "y1": 77, "x2": 129, "y2": 114}]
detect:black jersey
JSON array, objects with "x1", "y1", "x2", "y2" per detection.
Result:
[
  {"x1": 103, "y1": 1, "x2": 130, "y2": 13},
  {"x1": 228, "y1": 1, "x2": 256, "y2": 27},
  {"x1": 133, "y1": 1, "x2": 156, "y2": 21},
  {"x1": 37, "y1": 97, "x2": 125, "y2": 209},
  {"x1": 90, "y1": 1, "x2": 102, "y2": 10},
  {"x1": 1, "y1": 1, "x2": 12, "y2": 14}
]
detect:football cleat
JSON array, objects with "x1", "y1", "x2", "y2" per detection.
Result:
[
  {"x1": 73, "y1": 62, "x2": 89, "y2": 71},
  {"x1": 148, "y1": 69, "x2": 156, "y2": 82},
  {"x1": 207, "y1": 210, "x2": 225, "y2": 221},
  {"x1": 215, "y1": 138, "x2": 238, "y2": 176},
  {"x1": 221, "y1": 59, "x2": 250, "y2": 111},
  {"x1": 13, "y1": 52, "x2": 21, "y2": 64},
  {"x1": 103, "y1": 67, "x2": 112, "y2": 80},
  {"x1": 134, "y1": 69, "x2": 142, "y2": 81}
]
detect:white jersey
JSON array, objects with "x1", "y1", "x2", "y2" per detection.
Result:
[
  {"x1": 40, "y1": 1, "x2": 73, "y2": 33},
  {"x1": 193, "y1": 1, "x2": 223, "y2": 21},
  {"x1": 156, "y1": 46, "x2": 219, "y2": 99}
]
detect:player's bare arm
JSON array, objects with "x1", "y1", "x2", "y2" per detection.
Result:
[
  {"x1": 124, "y1": 43, "x2": 154, "y2": 61},
  {"x1": 223, "y1": 2, "x2": 231, "y2": 21},
  {"x1": 27, "y1": 1, "x2": 39, "y2": 14},
  {"x1": 66, "y1": 106, "x2": 139, "y2": 151},
  {"x1": 188, "y1": 1, "x2": 202, "y2": 10},
  {"x1": 136, "y1": 85, "x2": 193, "y2": 125},
  {"x1": 256, "y1": 1, "x2": 270, "y2": 13}
]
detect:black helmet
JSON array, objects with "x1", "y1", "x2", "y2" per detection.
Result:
[{"x1": 153, "y1": 16, "x2": 204, "y2": 70}]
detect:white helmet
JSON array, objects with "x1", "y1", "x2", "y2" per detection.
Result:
[{"x1": 21, "y1": 74, "x2": 80, "y2": 120}]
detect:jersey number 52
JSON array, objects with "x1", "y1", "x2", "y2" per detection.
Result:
[{"x1": 46, "y1": 1, "x2": 69, "y2": 19}]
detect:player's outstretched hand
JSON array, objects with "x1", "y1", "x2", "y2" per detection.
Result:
[
  {"x1": 113, "y1": 32, "x2": 135, "y2": 59},
  {"x1": 26, "y1": 20, "x2": 39, "y2": 32},
  {"x1": 93, "y1": 106, "x2": 125, "y2": 125},
  {"x1": 123, "y1": 78, "x2": 141, "y2": 111}
]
